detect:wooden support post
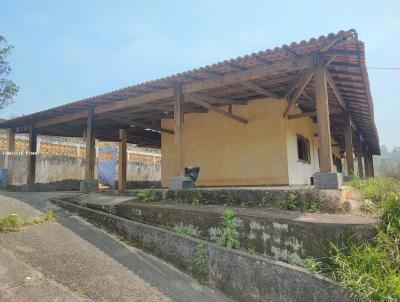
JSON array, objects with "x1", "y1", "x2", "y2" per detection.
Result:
[
  {"x1": 4, "y1": 128, "x2": 15, "y2": 186},
  {"x1": 314, "y1": 56, "x2": 333, "y2": 172},
  {"x1": 85, "y1": 108, "x2": 96, "y2": 180},
  {"x1": 370, "y1": 153, "x2": 375, "y2": 178},
  {"x1": 118, "y1": 129, "x2": 127, "y2": 191},
  {"x1": 174, "y1": 85, "x2": 184, "y2": 176},
  {"x1": 354, "y1": 131, "x2": 364, "y2": 178},
  {"x1": 344, "y1": 113, "x2": 354, "y2": 176},
  {"x1": 27, "y1": 126, "x2": 37, "y2": 185},
  {"x1": 363, "y1": 145, "x2": 370, "y2": 178}
]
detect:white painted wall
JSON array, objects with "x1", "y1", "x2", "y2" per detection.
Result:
[
  {"x1": 284, "y1": 106, "x2": 343, "y2": 185},
  {"x1": 285, "y1": 107, "x2": 319, "y2": 185}
]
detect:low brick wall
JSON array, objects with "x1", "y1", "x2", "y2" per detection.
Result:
[{"x1": 51, "y1": 198, "x2": 354, "y2": 302}]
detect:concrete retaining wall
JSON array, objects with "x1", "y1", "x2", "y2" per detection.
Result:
[
  {"x1": 51, "y1": 198, "x2": 354, "y2": 302},
  {"x1": 114, "y1": 201, "x2": 377, "y2": 265}
]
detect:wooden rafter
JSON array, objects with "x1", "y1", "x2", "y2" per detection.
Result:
[
  {"x1": 325, "y1": 68, "x2": 348, "y2": 111},
  {"x1": 282, "y1": 69, "x2": 313, "y2": 99},
  {"x1": 186, "y1": 94, "x2": 247, "y2": 124},
  {"x1": 283, "y1": 71, "x2": 314, "y2": 117},
  {"x1": 241, "y1": 81, "x2": 280, "y2": 99},
  {"x1": 106, "y1": 114, "x2": 174, "y2": 134},
  {"x1": 30, "y1": 55, "x2": 313, "y2": 129},
  {"x1": 190, "y1": 94, "x2": 246, "y2": 106},
  {"x1": 325, "y1": 68, "x2": 366, "y2": 145},
  {"x1": 287, "y1": 111, "x2": 317, "y2": 120}
]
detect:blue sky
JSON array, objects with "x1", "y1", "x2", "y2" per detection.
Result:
[{"x1": 2, "y1": 1, "x2": 400, "y2": 148}]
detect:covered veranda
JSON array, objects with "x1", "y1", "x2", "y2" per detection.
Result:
[{"x1": 0, "y1": 29, "x2": 379, "y2": 190}]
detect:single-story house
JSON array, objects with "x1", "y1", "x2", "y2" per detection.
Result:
[{"x1": 0, "y1": 29, "x2": 380, "y2": 190}]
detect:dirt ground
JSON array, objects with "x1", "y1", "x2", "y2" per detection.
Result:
[{"x1": 0, "y1": 192, "x2": 231, "y2": 302}]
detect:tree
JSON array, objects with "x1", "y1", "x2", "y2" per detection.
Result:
[{"x1": 0, "y1": 35, "x2": 18, "y2": 110}]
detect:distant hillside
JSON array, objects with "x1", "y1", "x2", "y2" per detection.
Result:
[{"x1": 374, "y1": 146, "x2": 400, "y2": 179}]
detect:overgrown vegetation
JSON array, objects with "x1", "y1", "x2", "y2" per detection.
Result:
[
  {"x1": 102, "y1": 204, "x2": 118, "y2": 215},
  {"x1": 136, "y1": 190, "x2": 155, "y2": 202},
  {"x1": 173, "y1": 223, "x2": 201, "y2": 238},
  {"x1": 223, "y1": 194, "x2": 235, "y2": 206},
  {"x1": 278, "y1": 194, "x2": 297, "y2": 210},
  {"x1": 195, "y1": 243, "x2": 209, "y2": 283},
  {"x1": 314, "y1": 178, "x2": 400, "y2": 302},
  {"x1": 212, "y1": 209, "x2": 241, "y2": 249},
  {"x1": 78, "y1": 200, "x2": 88, "y2": 207},
  {"x1": 191, "y1": 196, "x2": 202, "y2": 205},
  {"x1": 277, "y1": 193, "x2": 323, "y2": 213},
  {"x1": 0, "y1": 209, "x2": 56, "y2": 232}
]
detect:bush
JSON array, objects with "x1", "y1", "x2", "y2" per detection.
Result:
[
  {"x1": 278, "y1": 194, "x2": 298, "y2": 210},
  {"x1": 43, "y1": 209, "x2": 56, "y2": 222},
  {"x1": 0, "y1": 214, "x2": 22, "y2": 232},
  {"x1": 136, "y1": 190, "x2": 155, "y2": 202},
  {"x1": 0, "y1": 209, "x2": 56, "y2": 232},
  {"x1": 212, "y1": 209, "x2": 241, "y2": 249}
]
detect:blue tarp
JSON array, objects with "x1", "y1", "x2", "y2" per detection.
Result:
[{"x1": 97, "y1": 147, "x2": 117, "y2": 188}]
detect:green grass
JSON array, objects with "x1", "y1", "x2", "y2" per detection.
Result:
[
  {"x1": 0, "y1": 209, "x2": 56, "y2": 232},
  {"x1": 316, "y1": 178, "x2": 400, "y2": 302},
  {"x1": 0, "y1": 214, "x2": 23, "y2": 232},
  {"x1": 278, "y1": 194, "x2": 298, "y2": 210},
  {"x1": 136, "y1": 190, "x2": 155, "y2": 202},
  {"x1": 195, "y1": 243, "x2": 209, "y2": 283},
  {"x1": 102, "y1": 204, "x2": 118, "y2": 215},
  {"x1": 277, "y1": 193, "x2": 325, "y2": 213},
  {"x1": 173, "y1": 223, "x2": 201, "y2": 238}
]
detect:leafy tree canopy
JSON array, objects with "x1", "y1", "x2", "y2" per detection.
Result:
[{"x1": 0, "y1": 35, "x2": 18, "y2": 111}]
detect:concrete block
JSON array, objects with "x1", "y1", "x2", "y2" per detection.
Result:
[
  {"x1": 168, "y1": 176, "x2": 194, "y2": 189},
  {"x1": 314, "y1": 172, "x2": 343, "y2": 189},
  {"x1": 80, "y1": 180, "x2": 98, "y2": 193}
]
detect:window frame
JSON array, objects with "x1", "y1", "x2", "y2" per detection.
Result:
[{"x1": 296, "y1": 134, "x2": 311, "y2": 164}]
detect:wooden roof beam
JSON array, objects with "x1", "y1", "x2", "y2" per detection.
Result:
[
  {"x1": 186, "y1": 94, "x2": 247, "y2": 124},
  {"x1": 325, "y1": 67, "x2": 366, "y2": 144},
  {"x1": 32, "y1": 55, "x2": 314, "y2": 129},
  {"x1": 287, "y1": 111, "x2": 317, "y2": 120},
  {"x1": 282, "y1": 69, "x2": 313, "y2": 99},
  {"x1": 105, "y1": 114, "x2": 174, "y2": 134},
  {"x1": 35, "y1": 110, "x2": 89, "y2": 128},
  {"x1": 325, "y1": 68, "x2": 348, "y2": 111},
  {"x1": 191, "y1": 94, "x2": 247, "y2": 106},
  {"x1": 283, "y1": 70, "x2": 314, "y2": 117},
  {"x1": 241, "y1": 81, "x2": 280, "y2": 99}
]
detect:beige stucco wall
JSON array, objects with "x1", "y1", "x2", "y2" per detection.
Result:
[
  {"x1": 161, "y1": 98, "x2": 344, "y2": 187},
  {"x1": 161, "y1": 98, "x2": 289, "y2": 187}
]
